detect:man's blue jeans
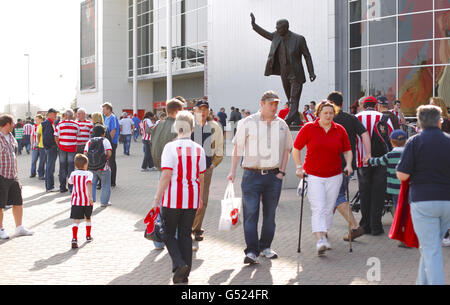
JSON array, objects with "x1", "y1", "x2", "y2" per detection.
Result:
[
  {"x1": 31, "y1": 148, "x2": 46, "y2": 178},
  {"x1": 45, "y1": 147, "x2": 58, "y2": 190},
  {"x1": 241, "y1": 170, "x2": 283, "y2": 256},
  {"x1": 123, "y1": 134, "x2": 132, "y2": 154},
  {"x1": 59, "y1": 150, "x2": 75, "y2": 192},
  {"x1": 410, "y1": 201, "x2": 450, "y2": 285},
  {"x1": 92, "y1": 169, "x2": 111, "y2": 205},
  {"x1": 133, "y1": 129, "x2": 139, "y2": 141}
]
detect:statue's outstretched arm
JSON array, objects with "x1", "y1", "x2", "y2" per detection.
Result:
[{"x1": 250, "y1": 13, "x2": 274, "y2": 41}]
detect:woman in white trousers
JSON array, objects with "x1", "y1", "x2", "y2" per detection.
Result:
[{"x1": 293, "y1": 101, "x2": 353, "y2": 256}]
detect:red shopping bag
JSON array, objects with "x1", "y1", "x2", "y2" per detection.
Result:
[{"x1": 388, "y1": 180, "x2": 419, "y2": 248}]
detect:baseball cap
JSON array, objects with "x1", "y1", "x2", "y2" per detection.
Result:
[
  {"x1": 144, "y1": 207, "x2": 164, "y2": 243},
  {"x1": 47, "y1": 108, "x2": 57, "y2": 114},
  {"x1": 390, "y1": 130, "x2": 407, "y2": 141},
  {"x1": 195, "y1": 100, "x2": 209, "y2": 108},
  {"x1": 363, "y1": 96, "x2": 377, "y2": 106},
  {"x1": 261, "y1": 91, "x2": 280, "y2": 102},
  {"x1": 377, "y1": 96, "x2": 389, "y2": 106}
]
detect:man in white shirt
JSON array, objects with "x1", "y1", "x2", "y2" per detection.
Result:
[{"x1": 119, "y1": 113, "x2": 135, "y2": 156}]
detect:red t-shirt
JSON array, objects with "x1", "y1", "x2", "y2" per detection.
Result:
[
  {"x1": 294, "y1": 120, "x2": 351, "y2": 178},
  {"x1": 278, "y1": 107, "x2": 289, "y2": 120}
]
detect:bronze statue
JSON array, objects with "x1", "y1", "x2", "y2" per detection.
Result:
[{"x1": 251, "y1": 13, "x2": 316, "y2": 126}]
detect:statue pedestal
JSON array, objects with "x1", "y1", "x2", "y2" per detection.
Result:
[{"x1": 282, "y1": 129, "x2": 305, "y2": 189}]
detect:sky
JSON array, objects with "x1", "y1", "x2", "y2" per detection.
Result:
[{"x1": 0, "y1": 0, "x2": 82, "y2": 113}]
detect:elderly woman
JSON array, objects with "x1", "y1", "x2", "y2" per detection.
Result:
[
  {"x1": 293, "y1": 101, "x2": 352, "y2": 256},
  {"x1": 151, "y1": 111, "x2": 206, "y2": 284},
  {"x1": 397, "y1": 105, "x2": 450, "y2": 285}
]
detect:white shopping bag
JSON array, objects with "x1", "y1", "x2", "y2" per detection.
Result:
[{"x1": 218, "y1": 182, "x2": 242, "y2": 231}]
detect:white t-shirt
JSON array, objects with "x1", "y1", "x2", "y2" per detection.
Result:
[
  {"x1": 119, "y1": 118, "x2": 134, "y2": 135},
  {"x1": 160, "y1": 139, "x2": 206, "y2": 209}
]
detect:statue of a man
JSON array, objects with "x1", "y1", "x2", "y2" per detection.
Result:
[{"x1": 251, "y1": 13, "x2": 316, "y2": 126}]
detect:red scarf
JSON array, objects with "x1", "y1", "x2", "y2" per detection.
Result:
[{"x1": 388, "y1": 179, "x2": 419, "y2": 248}]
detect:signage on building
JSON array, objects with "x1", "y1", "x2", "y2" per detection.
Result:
[{"x1": 80, "y1": 0, "x2": 96, "y2": 91}]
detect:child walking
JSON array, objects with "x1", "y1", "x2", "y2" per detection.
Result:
[{"x1": 68, "y1": 154, "x2": 94, "y2": 249}]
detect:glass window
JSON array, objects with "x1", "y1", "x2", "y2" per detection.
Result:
[
  {"x1": 399, "y1": 40, "x2": 433, "y2": 66},
  {"x1": 369, "y1": 17, "x2": 396, "y2": 45},
  {"x1": 435, "y1": 10, "x2": 450, "y2": 38},
  {"x1": 398, "y1": 12, "x2": 433, "y2": 42},
  {"x1": 369, "y1": 44, "x2": 396, "y2": 69},
  {"x1": 369, "y1": 69, "x2": 397, "y2": 101},
  {"x1": 435, "y1": 65, "x2": 450, "y2": 104},
  {"x1": 367, "y1": 0, "x2": 396, "y2": 19},
  {"x1": 398, "y1": 0, "x2": 433, "y2": 14},
  {"x1": 398, "y1": 67, "x2": 434, "y2": 116},
  {"x1": 350, "y1": 0, "x2": 365, "y2": 22},
  {"x1": 435, "y1": 0, "x2": 450, "y2": 10},
  {"x1": 350, "y1": 22, "x2": 368, "y2": 48},
  {"x1": 350, "y1": 71, "x2": 369, "y2": 104},
  {"x1": 350, "y1": 47, "x2": 368, "y2": 71},
  {"x1": 435, "y1": 39, "x2": 450, "y2": 64}
]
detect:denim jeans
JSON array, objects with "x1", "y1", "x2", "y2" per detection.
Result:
[
  {"x1": 133, "y1": 129, "x2": 139, "y2": 141},
  {"x1": 241, "y1": 170, "x2": 283, "y2": 256},
  {"x1": 410, "y1": 201, "x2": 450, "y2": 285},
  {"x1": 91, "y1": 169, "x2": 111, "y2": 205},
  {"x1": 141, "y1": 140, "x2": 154, "y2": 169},
  {"x1": 31, "y1": 148, "x2": 46, "y2": 178},
  {"x1": 59, "y1": 150, "x2": 76, "y2": 191},
  {"x1": 45, "y1": 147, "x2": 58, "y2": 190},
  {"x1": 123, "y1": 134, "x2": 132, "y2": 154}
]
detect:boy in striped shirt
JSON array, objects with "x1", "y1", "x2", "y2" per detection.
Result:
[
  {"x1": 68, "y1": 154, "x2": 94, "y2": 249},
  {"x1": 368, "y1": 130, "x2": 407, "y2": 211}
]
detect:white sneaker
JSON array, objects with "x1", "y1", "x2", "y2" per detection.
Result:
[
  {"x1": 192, "y1": 241, "x2": 199, "y2": 252},
  {"x1": 15, "y1": 226, "x2": 34, "y2": 237},
  {"x1": 322, "y1": 237, "x2": 332, "y2": 250},
  {"x1": 0, "y1": 229, "x2": 9, "y2": 240},
  {"x1": 244, "y1": 253, "x2": 259, "y2": 265},
  {"x1": 261, "y1": 248, "x2": 278, "y2": 259},
  {"x1": 442, "y1": 238, "x2": 450, "y2": 247},
  {"x1": 15, "y1": 226, "x2": 34, "y2": 236},
  {"x1": 316, "y1": 240, "x2": 327, "y2": 256}
]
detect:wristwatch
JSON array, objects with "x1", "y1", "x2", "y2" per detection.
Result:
[{"x1": 279, "y1": 171, "x2": 286, "y2": 177}]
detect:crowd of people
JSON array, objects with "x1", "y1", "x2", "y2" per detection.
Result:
[{"x1": 0, "y1": 90, "x2": 449, "y2": 285}]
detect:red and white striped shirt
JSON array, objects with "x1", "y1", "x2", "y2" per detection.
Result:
[
  {"x1": 23, "y1": 123, "x2": 33, "y2": 136},
  {"x1": 76, "y1": 120, "x2": 94, "y2": 146},
  {"x1": 141, "y1": 118, "x2": 153, "y2": 141},
  {"x1": 355, "y1": 110, "x2": 394, "y2": 168},
  {"x1": 303, "y1": 111, "x2": 316, "y2": 123},
  {"x1": 68, "y1": 170, "x2": 94, "y2": 206},
  {"x1": 31, "y1": 124, "x2": 39, "y2": 149},
  {"x1": 0, "y1": 132, "x2": 18, "y2": 179},
  {"x1": 161, "y1": 139, "x2": 206, "y2": 209},
  {"x1": 54, "y1": 120, "x2": 80, "y2": 152}
]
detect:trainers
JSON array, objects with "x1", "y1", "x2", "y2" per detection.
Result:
[
  {"x1": 322, "y1": 238, "x2": 332, "y2": 250},
  {"x1": 150, "y1": 167, "x2": 157, "y2": 171},
  {"x1": 86, "y1": 236, "x2": 93, "y2": 243},
  {"x1": 192, "y1": 241, "x2": 199, "y2": 252},
  {"x1": 141, "y1": 168, "x2": 150, "y2": 172},
  {"x1": 15, "y1": 226, "x2": 34, "y2": 237},
  {"x1": 316, "y1": 240, "x2": 327, "y2": 257},
  {"x1": 261, "y1": 248, "x2": 278, "y2": 259},
  {"x1": 71, "y1": 239, "x2": 78, "y2": 249},
  {"x1": 244, "y1": 253, "x2": 259, "y2": 265},
  {"x1": 442, "y1": 237, "x2": 450, "y2": 247},
  {"x1": 0, "y1": 229, "x2": 9, "y2": 240},
  {"x1": 101, "y1": 203, "x2": 112, "y2": 207}
]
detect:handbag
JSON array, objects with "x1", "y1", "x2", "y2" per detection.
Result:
[
  {"x1": 144, "y1": 206, "x2": 164, "y2": 242},
  {"x1": 218, "y1": 182, "x2": 242, "y2": 231},
  {"x1": 388, "y1": 179, "x2": 419, "y2": 248}
]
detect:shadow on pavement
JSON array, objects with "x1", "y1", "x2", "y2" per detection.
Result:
[
  {"x1": 53, "y1": 207, "x2": 106, "y2": 229},
  {"x1": 208, "y1": 269, "x2": 234, "y2": 285},
  {"x1": 229, "y1": 260, "x2": 273, "y2": 285},
  {"x1": 30, "y1": 242, "x2": 88, "y2": 271}
]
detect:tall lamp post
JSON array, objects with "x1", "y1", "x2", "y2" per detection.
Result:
[{"x1": 24, "y1": 53, "x2": 31, "y2": 118}]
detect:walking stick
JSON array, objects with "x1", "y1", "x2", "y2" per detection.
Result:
[
  {"x1": 345, "y1": 171, "x2": 353, "y2": 253},
  {"x1": 297, "y1": 175, "x2": 307, "y2": 253}
]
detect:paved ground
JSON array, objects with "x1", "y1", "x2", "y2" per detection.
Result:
[{"x1": 1, "y1": 139, "x2": 448, "y2": 285}]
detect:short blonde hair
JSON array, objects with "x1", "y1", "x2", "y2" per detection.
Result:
[
  {"x1": 101, "y1": 102, "x2": 113, "y2": 111},
  {"x1": 91, "y1": 112, "x2": 104, "y2": 125},
  {"x1": 315, "y1": 100, "x2": 338, "y2": 117},
  {"x1": 174, "y1": 111, "x2": 194, "y2": 136}
]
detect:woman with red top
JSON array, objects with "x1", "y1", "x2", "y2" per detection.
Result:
[{"x1": 293, "y1": 101, "x2": 353, "y2": 256}]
